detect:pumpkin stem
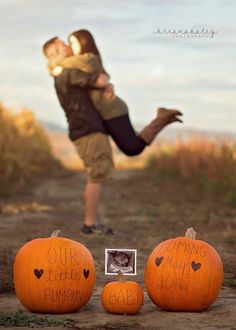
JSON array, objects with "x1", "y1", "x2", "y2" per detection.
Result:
[
  {"x1": 51, "y1": 230, "x2": 61, "y2": 237},
  {"x1": 185, "y1": 227, "x2": 196, "y2": 239},
  {"x1": 117, "y1": 270, "x2": 124, "y2": 282}
]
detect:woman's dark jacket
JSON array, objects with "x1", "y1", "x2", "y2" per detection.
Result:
[{"x1": 54, "y1": 68, "x2": 106, "y2": 141}]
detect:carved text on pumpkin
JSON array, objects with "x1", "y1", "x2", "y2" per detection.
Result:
[
  {"x1": 44, "y1": 288, "x2": 83, "y2": 302},
  {"x1": 159, "y1": 240, "x2": 207, "y2": 257},
  {"x1": 44, "y1": 269, "x2": 81, "y2": 281},
  {"x1": 109, "y1": 288, "x2": 139, "y2": 305},
  {"x1": 156, "y1": 275, "x2": 188, "y2": 291},
  {"x1": 47, "y1": 247, "x2": 80, "y2": 266}
]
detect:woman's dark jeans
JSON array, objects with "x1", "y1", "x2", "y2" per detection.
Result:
[{"x1": 104, "y1": 114, "x2": 147, "y2": 156}]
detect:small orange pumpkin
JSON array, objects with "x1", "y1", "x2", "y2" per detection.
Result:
[
  {"x1": 101, "y1": 271, "x2": 144, "y2": 315},
  {"x1": 14, "y1": 230, "x2": 95, "y2": 314},
  {"x1": 144, "y1": 228, "x2": 223, "y2": 312}
]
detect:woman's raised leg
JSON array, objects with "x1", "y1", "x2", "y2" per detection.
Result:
[
  {"x1": 104, "y1": 108, "x2": 183, "y2": 156},
  {"x1": 104, "y1": 114, "x2": 147, "y2": 156}
]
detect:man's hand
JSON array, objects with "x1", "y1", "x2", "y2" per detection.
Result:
[
  {"x1": 95, "y1": 73, "x2": 109, "y2": 88},
  {"x1": 103, "y1": 83, "x2": 116, "y2": 100}
]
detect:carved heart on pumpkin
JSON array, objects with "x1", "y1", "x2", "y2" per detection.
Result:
[
  {"x1": 191, "y1": 261, "x2": 201, "y2": 272},
  {"x1": 34, "y1": 268, "x2": 44, "y2": 279},
  {"x1": 83, "y1": 269, "x2": 90, "y2": 279},
  {"x1": 155, "y1": 256, "x2": 164, "y2": 267}
]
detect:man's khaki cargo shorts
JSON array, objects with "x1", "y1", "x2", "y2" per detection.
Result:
[{"x1": 73, "y1": 132, "x2": 114, "y2": 183}]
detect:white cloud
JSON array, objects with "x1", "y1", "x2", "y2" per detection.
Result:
[{"x1": 149, "y1": 65, "x2": 164, "y2": 78}]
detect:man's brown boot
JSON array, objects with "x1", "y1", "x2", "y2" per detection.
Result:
[{"x1": 139, "y1": 107, "x2": 183, "y2": 145}]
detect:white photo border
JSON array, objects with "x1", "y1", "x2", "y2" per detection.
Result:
[{"x1": 105, "y1": 248, "x2": 137, "y2": 275}]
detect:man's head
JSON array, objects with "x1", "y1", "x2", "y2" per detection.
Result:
[{"x1": 42, "y1": 37, "x2": 72, "y2": 59}]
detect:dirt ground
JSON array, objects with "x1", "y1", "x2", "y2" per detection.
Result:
[{"x1": 0, "y1": 169, "x2": 236, "y2": 329}]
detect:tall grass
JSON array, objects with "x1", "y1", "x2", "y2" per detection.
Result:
[
  {"x1": 146, "y1": 137, "x2": 236, "y2": 205},
  {"x1": 0, "y1": 103, "x2": 60, "y2": 195}
]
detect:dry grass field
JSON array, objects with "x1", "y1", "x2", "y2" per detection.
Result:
[{"x1": 0, "y1": 103, "x2": 61, "y2": 196}]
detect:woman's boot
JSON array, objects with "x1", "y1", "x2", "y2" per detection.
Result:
[{"x1": 139, "y1": 107, "x2": 183, "y2": 145}]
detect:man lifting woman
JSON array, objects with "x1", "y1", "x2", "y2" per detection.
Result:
[{"x1": 42, "y1": 29, "x2": 183, "y2": 235}]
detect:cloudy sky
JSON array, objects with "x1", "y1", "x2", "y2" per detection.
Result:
[{"x1": 0, "y1": 0, "x2": 235, "y2": 132}]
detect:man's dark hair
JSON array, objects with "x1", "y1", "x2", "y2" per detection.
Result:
[{"x1": 42, "y1": 37, "x2": 58, "y2": 57}]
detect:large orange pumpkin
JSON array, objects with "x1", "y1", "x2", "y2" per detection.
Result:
[
  {"x1": 101, "y1": 271, "x2": 144, "y2": 315},
  {"x1": 144, "y1": 228, "x2": 223, "y2": 312},
  {"x1": 14, "y1": 230, "x2": 95, "y2": 314}
]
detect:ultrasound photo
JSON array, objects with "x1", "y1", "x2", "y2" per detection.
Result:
[{"x1": 105, "y1": 249, "x2": 137, "y2": 275}]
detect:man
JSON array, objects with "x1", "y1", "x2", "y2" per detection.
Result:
[{"x1": 43, "y1": 37, "x2": 114, "y2": 235}]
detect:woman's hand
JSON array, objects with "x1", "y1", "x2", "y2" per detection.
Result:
[
  {"x1": 103, "y1": 83, "x2": 116, "y2": 100},
  {"x1": 95, "y1": 73, "x2": 109, "y2": 88}
]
